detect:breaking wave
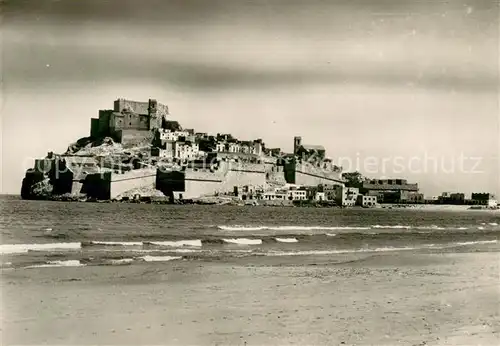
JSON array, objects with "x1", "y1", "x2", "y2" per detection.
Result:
[
  {"x1": 0, "y1": 242, "x2": 81, "y2": 254},
  {"x1": 222, "y1": 238, "x2": 262, "y2": 245},
  {"x1": 145, "y1": 240, "x2": 202, "y2": 247},
  {"x1": 259, "y1": 240, "x2": 499, "y2": 257},
  {"x1": 107, "y1": 258, "x2": 134, "y2": 265},
  {"x1": 218, "y1": 225, "x2": 371, "y2": 231},
  {"x1": 216, "y1": 224, "x2": 499, "y2": 232},
  {"x1": 85, "y1": 241, "x2": 143, "y2": 246},
  {"x1": 275, "y1": 237, "x2": 298, "y2": 243},
  {"x1": 452, "y1": 240, "x2": 498, "y2": 246},
  {"x1": 139, "y1": 255, "x2": 182, "y2": 262},
  {"x1": 25, "y1": 260, "x2": 85, "y2": 268}
]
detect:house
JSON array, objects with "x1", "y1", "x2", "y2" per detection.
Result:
[
  {"x1": 288, "y1": 189, "x2": 307, "y2": 201},
  {"x1": 159, "y1": 129, "x2": 191, "y2": 142},
  {"x1": 332, "y1": 186, "x2": 359, "y2": 207},
  {"x1": 471, "y1": 193, "x2": 497, "y2": 207},
  {"x1": 357, "y1": 195, "x2": 377, "y2": 207},
  {"x1": 174, "y1": 141, "x2": 199, "y2": 160},
  {"x1": 315, "y1": 192, "x2": 326, "y2": 201}
]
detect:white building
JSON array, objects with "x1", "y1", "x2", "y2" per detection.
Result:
[
  {"x1": 251, "y1": 142, "x2": 263, "y2": 156},
  {"x1": 174, "y1": 142, "x2": 199, "y2": 160},
  {"x1": 330, "y1": 186, "x2": 359, "y2": 206},
  {"x1": 216, "y1": 142, "x2": 226, "y2": 152},
  {"x1": 159, "y1": 140, "x2": 175, "y2": 159},
  {"x1": 288, "y1": 190, "x2": 307, "y2": 201},
  {"x1": 358, "y1": 195, "x2": 377, "y2": 207},
  {"x1": 259, "y1": 191, "x2": 287, "y2": 201},
  {"x1": 228, "y1": 142, "x2": 241, "y2": 153},
  {"x1": 159, "y1": 129, "x2": 191, "y2": 142},
  {"x1": 315, "y1": 192, "x2": 326, "y2": 201}
]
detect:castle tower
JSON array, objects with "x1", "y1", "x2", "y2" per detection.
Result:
[
  {"x1": 148, "y1": 99, "x2": 159, "y2": 130},
  {"x1": 294, "y1": 136, "x2": 302, "y2": 155}
]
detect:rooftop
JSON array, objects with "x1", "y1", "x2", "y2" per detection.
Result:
[{"x1": 301, "y1": 144, "x2": 325, "y2": 151}]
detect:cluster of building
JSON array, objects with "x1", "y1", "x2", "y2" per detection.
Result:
[
  {"x1": 433, "y1": 192, "x2": 497, "y2": 207},
  {"x1": 232, "y1": 184, "x2": 378, "y2": 207}
]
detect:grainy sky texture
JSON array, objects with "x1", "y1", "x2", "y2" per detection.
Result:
[{"x1": 2, "y1": 0, "x2": 499, "y2": 196}]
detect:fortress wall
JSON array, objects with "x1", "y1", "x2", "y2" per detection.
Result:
[
  {"x1": 90, "y1": 118, "x2": 100, "y2": 138},
  {"x1": 183, "y1": 168, "x2": 224, "y2": 198},
  {"x1": 183, "y1": 180, "x2": 222, "y2": 199},
  {"x1": 98, "y1": 110, "x2": 112, "y2": 136},
  {"x1": 293, "y1": 162, "x2": 343, "y2": 187},
  {"x1": 222, "y1": 170, "x2": 266, "y2": 192},
  {"x1": 116, "y1": 129, "x2": 153, "y2": 147},
  {"x1": 114, "y1": 99, "x2": 149, "y2": 114},
  {"x1": 110, "y1": 168, "x2": 156, "y2": 199}
]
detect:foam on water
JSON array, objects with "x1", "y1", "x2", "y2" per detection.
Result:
[
  {"x1": 222, "y1": 238, "x2": 263, "y2": 245},
  {"x1": 452, "y1": 240, "x2": 498, "y2": 246},
  {"x1": 218, "y1": 224, "x2": 479, "y2": 232},
  {"x1": 275, "y1": 237, "x2": 298, "y2": 243},
  {"x1": 0, "y1": 242, "x2": 81, "y2": 254},
  {"x1": 326, "y1": 233, "x2": 337, "y2": 237},
  {"x1": 25, "y1": 260, "x2": 84, "y2": 268},
  {"x1": 146, "y1": 240, "x2": 202, "y2": 247},
  {"x1": 89, "y1": 241, "x2": 143, "y2": 246},
  {"x1": 488, "y1": 223, "x2": 498, "y2": 226},
  {"x1": 265, "y1": 246, "x2": 419, "y2": 257},
  {"x1": 108, "y1": 258, "x2": 134, "y2": 265},
  {"x1": 218, "y1": 225, "x2": 370, "y2": 231},
  {"x1": 139, "y1": 255, "x2": 182, "y2": 262}
]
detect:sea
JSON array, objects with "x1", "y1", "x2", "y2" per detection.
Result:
[{"x1": 1, "y1": 195, "x2": 499, "y2": 269}]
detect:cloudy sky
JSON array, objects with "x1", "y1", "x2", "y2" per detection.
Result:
[{"x1": 2, "y1": 0, "x2": 499, "y2": 196}]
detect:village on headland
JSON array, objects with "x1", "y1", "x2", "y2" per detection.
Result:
[{"x1": 21, "y1": 98, "x2": 498, "y2": 210}]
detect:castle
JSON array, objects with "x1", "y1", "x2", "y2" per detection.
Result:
[{"x1": 90, "y1": 98, "x2": 169, "y2": 143}]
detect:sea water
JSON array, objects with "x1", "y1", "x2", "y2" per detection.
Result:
[{"x1": 1, "y1": 195, "x2": 499, "y2": 269}]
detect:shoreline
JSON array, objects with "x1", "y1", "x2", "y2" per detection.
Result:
[
  {"x1": 2, "y1": 250, "x2": 499, "y2": 345},
  {"x1": 14, "y1": 195, "x2": 500, "y2": 211}
]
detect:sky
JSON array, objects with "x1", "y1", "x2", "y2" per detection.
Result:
[{"x1": 2, "y1": 0, "x2": 499, "y2": 197}]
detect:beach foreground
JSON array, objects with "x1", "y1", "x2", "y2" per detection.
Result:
[{"x1": 2, "y1": 250, "x2": 499, "y2": 346}]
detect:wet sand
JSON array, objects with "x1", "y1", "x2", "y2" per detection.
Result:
[{"x1": 2, "y1": 251, "x2": 499, "y2": 345}]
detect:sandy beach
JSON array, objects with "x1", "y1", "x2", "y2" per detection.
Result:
[{"x1": 2, "y1": 250, "x2": 499, "y2": 345}]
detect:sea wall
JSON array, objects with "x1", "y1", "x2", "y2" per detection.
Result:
[
  {"x1": 110, "y1": 168, "x2": 157, "y2": 199},
  {"x1": 285, "y1": 161, "x2": 343, "y2": 186},
  {"x1": 156, "y1": 160, "x2": 266, "y2": 199}
]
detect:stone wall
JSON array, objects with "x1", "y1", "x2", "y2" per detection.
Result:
[
  {"x1": 110, "y1": 168, "x2": 157, "y2": 199},
  {"x1": 115, "y1": 129, "x2": 154, "y2": 147},
  {"x1": 362, "y1": 181, "x2": 418, "y2": 192},
  {"x1": 90, "y1": 118, "x2": 100, "y2": 138},
  {"x1": 156, "y1": 161, "x2": 266, "y2": 199},
  {"x1": 110, "y1": 112, "x2": 150, "y2": 133},
  {"x1": 114, "y1": 99, "x2": 149, "y2": 114},
  {"x1": 98, "y1": 110, "x2": 112, "y2": 136},
  {"x1": 285, "y1": 161, "x2": 343, "y2": 186}
]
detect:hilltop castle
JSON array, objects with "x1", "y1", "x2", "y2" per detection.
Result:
[{"x1": 90, "y1": 98, "x2": 169, "y2": 143}]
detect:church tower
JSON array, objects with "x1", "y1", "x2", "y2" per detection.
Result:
[{"x1": 294, "y1": 136, "x2": 302, "y2": 155}]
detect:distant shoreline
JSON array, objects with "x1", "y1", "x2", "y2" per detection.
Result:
[{"x1": 3, "y1": 194, "x2": 498, "y2": 211}]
